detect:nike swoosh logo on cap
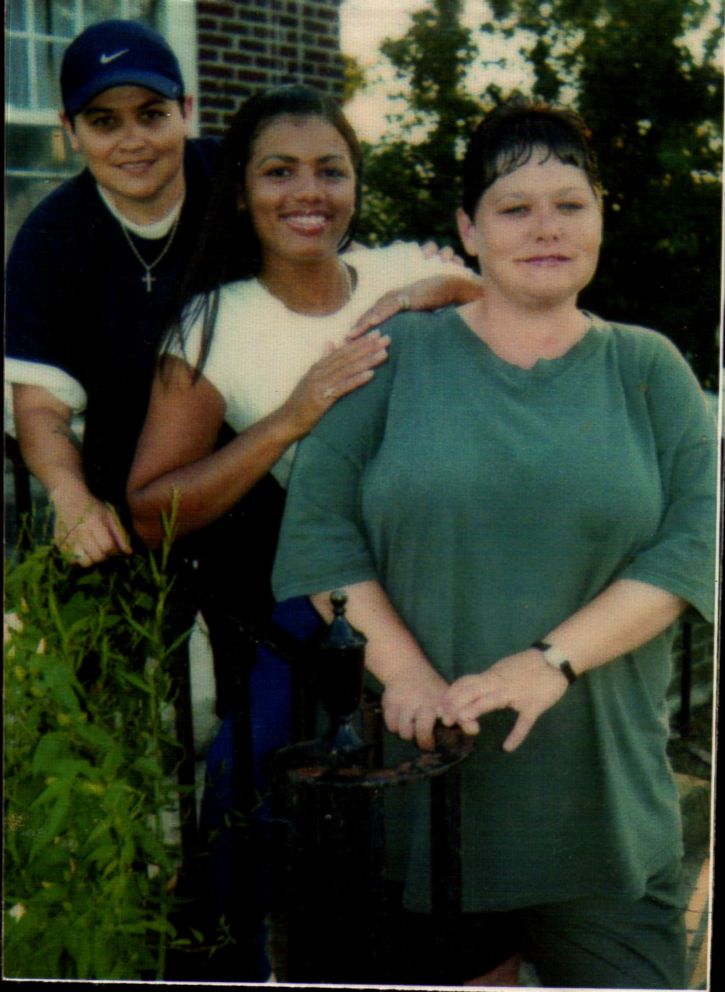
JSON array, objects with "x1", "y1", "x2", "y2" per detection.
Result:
[{"x1": 99, "y1": 49, "x2": 130, "y2": 64}]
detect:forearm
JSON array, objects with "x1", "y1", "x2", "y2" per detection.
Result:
[
  {"x1": 350, "y1": 272, "x2": 483, "y2": 336},
  {"x1": 435, "y1": 272, "x2": 484, "y2": 306},
  {"x1": 312, "y1": 579, "x2": 434, "y2": 684},
  {"x1": 14, "y1": 399, "x2": 89, "y2": 501},
  {"x1": 14, "y1": 388, "x2": 130, "y2": 562},
  {"x1": 129, "y1": 334, "x2": 390, "y2": 547},
  {"x1": 540, "y1": 578, "x2": 687, "y2": 676},
  {"x1": 128, "y1": 405, "x2": 300, "y2": 546},
  {"x1": 440, "y1": 578, "x2": 687, "y2": 752},
  {"x1": 312, "y1": 579, "x2": 453, "y2": 749}
]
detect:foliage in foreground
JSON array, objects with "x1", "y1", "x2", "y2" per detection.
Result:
[{"x1": 3, "y1": 539, "x2": 193, "y2": 979}]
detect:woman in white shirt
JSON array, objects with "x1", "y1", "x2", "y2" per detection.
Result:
[
  {"x1": 128, "y1": 85, "x2": 478, "y2": 541},
  {"x1": 126, "y1": 84, "x2": 480, "y2": 981}
]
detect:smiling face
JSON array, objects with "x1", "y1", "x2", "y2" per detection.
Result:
[
  {"x1": 61, "y1": 84, "x2": 191, "y2": 221},
  {"x1": 241, "y1": 115, "x2": 357, "y2": 270},
  {"x1": 457, "y1": 149, "x2": 603, "y2": 309}
]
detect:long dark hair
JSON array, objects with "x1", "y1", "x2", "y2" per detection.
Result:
[
  {"x1": 461, "y1": 99, "x2": 602, "y2": 219},
  {"x1": 163, "y1": 84, "x2": 363, "y2": 376}
]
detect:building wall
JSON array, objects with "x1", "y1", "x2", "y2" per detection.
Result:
[{"x1": 195, "y1": 0, "x2": 345, "y2": 135}]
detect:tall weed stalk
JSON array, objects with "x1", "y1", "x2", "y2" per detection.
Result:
[{"x1": 4, "y1": 512, "x2": 196, "y2": 979}]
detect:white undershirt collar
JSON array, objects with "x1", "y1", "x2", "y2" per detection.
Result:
[{"x1": 96, "y1": 185, "x2": 183, "y2": 239}]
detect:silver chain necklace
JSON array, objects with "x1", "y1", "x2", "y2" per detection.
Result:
[{"x1": 118, "y1": 209, "x2": 182, "y2": 293}]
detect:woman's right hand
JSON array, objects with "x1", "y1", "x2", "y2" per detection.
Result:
[
  {"x1": 52, "y1": 484, "x2": 131, "y2": 566},
  {"x1": 381, "y1": 662, "x2": 450, "y2": 751},
  {"x1": 128, "y1": 334, "x2": 387, "y2": 547},
  {"x1": 280, "y1": 329, "x2": 390, "y2": 438}
]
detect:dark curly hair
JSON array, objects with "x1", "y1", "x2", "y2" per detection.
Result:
[{"x1": 461, "y1": 99, "x2": 602, "y2": 219}]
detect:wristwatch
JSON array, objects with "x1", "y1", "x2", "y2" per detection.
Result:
[{"x1": 531, "y1": 640, "x2": 577, "y2": 685}]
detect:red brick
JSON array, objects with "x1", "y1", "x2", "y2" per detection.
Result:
[
  {"x1": 197, "y1": 0, "x2": 344, "y2": 108},
  {"x1": 198, "y1": 32, "x2": 233, "y2": 47},
  {"x1": 201, "y1": 93, "x2": 237, "y2": 110},
  {"x1": 223, "y1": 51, "x2": 255, "y2": 66},
  {"x1": 201, "y1": 64, "x2": 234, "y2": 79},
  {"x1": 235, "y1": 67, "x2": 271, "y2": 83},
  {"x1": 198, "y1": 2, "x2": 235, "y2": 16}
]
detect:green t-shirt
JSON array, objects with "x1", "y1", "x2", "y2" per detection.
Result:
[{"x1": 273, "y1": 309, "x2": 716, "y2": 912}]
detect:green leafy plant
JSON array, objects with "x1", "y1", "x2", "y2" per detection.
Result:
[{"x1": 3, "y1": 527, "x2": 197, "y2": 979}]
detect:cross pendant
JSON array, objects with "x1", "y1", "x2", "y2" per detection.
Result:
[{"x1": 142, "y1": 271, "x2": 155, "y2": 292}]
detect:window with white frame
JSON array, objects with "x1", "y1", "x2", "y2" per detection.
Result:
[{"x1": 5, "y1": 0, "x2": 198, "y2": 254}]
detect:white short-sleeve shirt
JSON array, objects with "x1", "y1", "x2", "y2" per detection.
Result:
[{"x1": 172, "y1": 243, "x2": 472, "y2": 486}]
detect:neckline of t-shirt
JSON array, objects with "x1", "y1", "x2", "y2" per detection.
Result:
[
  {"x1": 96, "y1": 184, "x2": 184, "y2": 240},
  {"x1": 449, "y1": 306, "x2": 605, "y2": 384},
  {"x1": 253, "y1": 262, "x2": 360, "y2": 322}
]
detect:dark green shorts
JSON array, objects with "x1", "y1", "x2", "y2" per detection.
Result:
[
  {"x1": 390, "y1": 859, "x2": 687, "y2": 989},
  {"x1": 518, "y1": 859, "x2": 688, "y2": 989}
]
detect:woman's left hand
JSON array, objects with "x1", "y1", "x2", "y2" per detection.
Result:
[
  {"x1": 360, "y1": 239, "x2": 465, "y2": 265},
  {"x1": 349, "y1": 273, "x2": 484, "y2": 338},
  {"x1": 419, "y1": 240, "x2": 466, "y2": 266},
  {"x1": 438, "y1": 649, "x2": 569, "y2": 752}
]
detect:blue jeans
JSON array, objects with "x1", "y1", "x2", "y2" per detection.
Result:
[{"x1": 198, "y1": 596, "x2": 322, "y2": 979}]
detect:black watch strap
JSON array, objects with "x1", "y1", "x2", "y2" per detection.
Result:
[{"x1": 532, "y1": 640, "x2": 577, "y2": 685}]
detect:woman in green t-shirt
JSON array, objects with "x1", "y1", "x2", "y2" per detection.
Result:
[{"x1": 273, "y1": 101, "x2": 716, "y2": 988}]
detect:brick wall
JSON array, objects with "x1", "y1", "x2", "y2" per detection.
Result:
[{"x1": 195, "y1": 0, "x2": 345, "y2": 135}]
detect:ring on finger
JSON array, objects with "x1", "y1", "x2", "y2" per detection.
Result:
[{"x1": 397, "y1": 292, "x2": 411, "y2": 311}]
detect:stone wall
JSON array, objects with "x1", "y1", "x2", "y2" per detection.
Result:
[{"x1": 195, "y1": 0, "x2": 345, "y2": 135}]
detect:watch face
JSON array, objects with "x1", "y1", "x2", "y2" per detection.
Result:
[
  {"x1": 534, "y1": 642, "x2": 576, "y2": 683},
  {"x1": 545, "y1": 646, "x2": 568, "y2": 668}
]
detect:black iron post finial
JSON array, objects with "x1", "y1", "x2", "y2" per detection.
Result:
[{"x1": 317, "y1": 590, "x2": 367, "y2": 757}]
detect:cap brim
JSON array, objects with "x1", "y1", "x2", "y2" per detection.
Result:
[{"x1": 66, "y1": 70, "x2": 183, "y2": 116}]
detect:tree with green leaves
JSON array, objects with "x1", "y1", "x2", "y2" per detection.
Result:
[
  {"x1": 358, "y1": 0, "x2": 482, "y2": 245},
  {"x1": 355, "y1": 0, "x2": 722, "y2": 385}
]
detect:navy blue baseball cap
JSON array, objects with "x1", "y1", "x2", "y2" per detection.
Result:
[{"x1": 61, "y1": 19, "x2": 185, "y2": 117}]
